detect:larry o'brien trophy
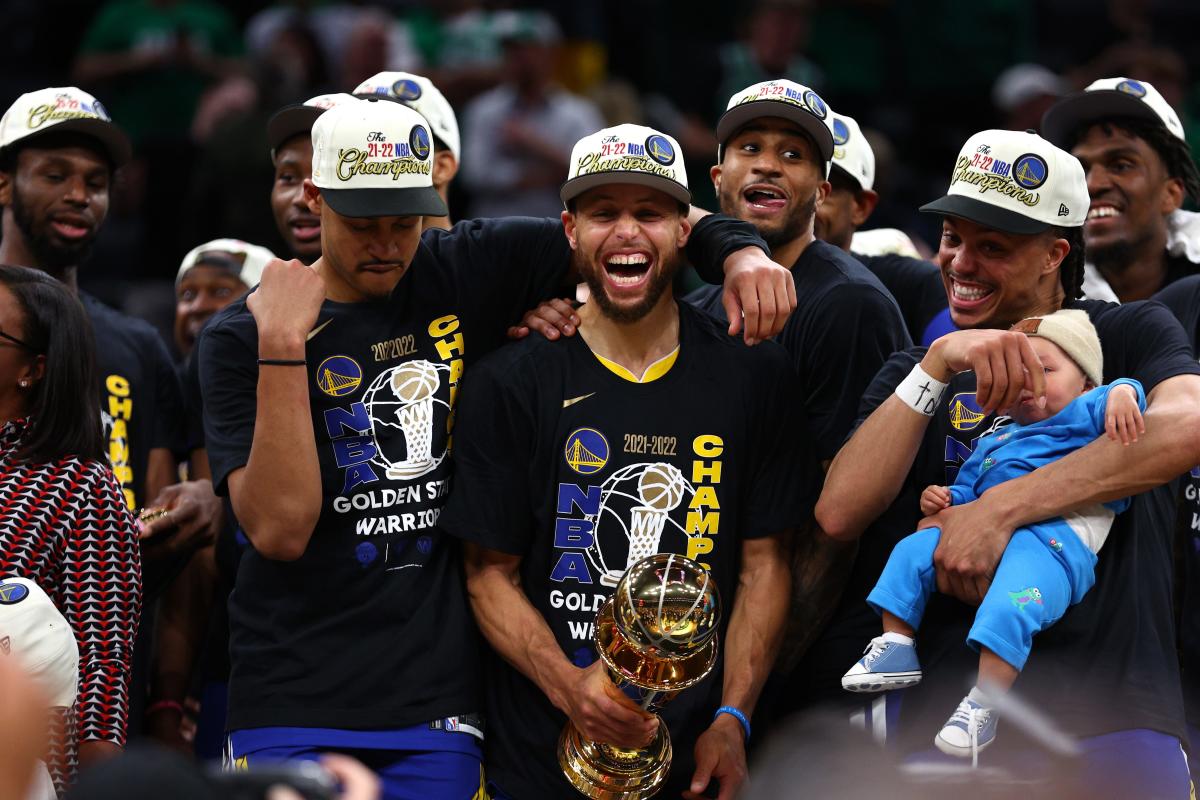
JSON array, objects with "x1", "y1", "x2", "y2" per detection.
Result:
[{"x1": 558, "y1": 553, "x2": 721, "y2": 799}]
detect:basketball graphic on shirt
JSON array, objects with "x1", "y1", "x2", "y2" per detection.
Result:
[
  {"x1": 637, "y1": 464, "x2": 687, "y2": 511},
  {"x1": 363, "y1": 359, "x2": 452, "y2": 481},
  {"x1": 391, "y1": 360, "x2": 440, "y2": 403}
]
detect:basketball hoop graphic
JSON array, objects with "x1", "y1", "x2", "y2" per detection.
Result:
[{"x1": 363, "y1": 359, "x2": 451, "y2": 480}]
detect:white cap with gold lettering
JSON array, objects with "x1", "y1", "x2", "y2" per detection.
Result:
[
  {"x1": 353, "y1": 72, "x2": 461, "y2": 162},
  {"x1": 561, "y1": 124, "x2": 689, "y2": 207},
  {"x1": 0, "y1": 86, "x2": 131, "y2": 166},
  {"x1": 311, "y1": 98, "x2": 446, "y2": 218},
  {"x1": 1041, "y1": 77, "x2": 1186, "y2": 145},
  {"x1": 716, "y1": 79, "x2": 835, "y2": 170}
]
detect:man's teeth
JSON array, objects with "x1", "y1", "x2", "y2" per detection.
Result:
[
  {"x1": 611, "y1": 273, "x2": 644, "y2": 285},
  {"x1": 1088, "y1": 206, "x2": 1120, "y2": 220},
  {"x1": 952, "y1": 281, "x2": 990, "y2": 301},
  {"x1": 747, "y1": 189, "x2": 783, "y2": 201},
  {"x1": 608, "y1": 253, "x2": 648, "y2": 266}
]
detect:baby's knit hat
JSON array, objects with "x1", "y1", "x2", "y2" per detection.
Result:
[{"x1": 1011, "y1": 308, "x2": 1103, "y2": 386}]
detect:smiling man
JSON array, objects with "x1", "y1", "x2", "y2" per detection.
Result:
[
  {"x1": 440, "y1": 124, "x2": 815, "y2": 800},
  {"x1": 1041, "y1": 77, "x2": 1200, "y2": 302}
]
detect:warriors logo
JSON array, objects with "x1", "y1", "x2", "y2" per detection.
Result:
[{"x1": 317, "y1": 355, "x2": 363, "y2": 397}]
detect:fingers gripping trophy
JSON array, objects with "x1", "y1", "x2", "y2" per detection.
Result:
[{"x1": 559, "y1": 553, "x2": 721, "y2": 799}]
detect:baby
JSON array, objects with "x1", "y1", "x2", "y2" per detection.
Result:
[{"x1": 841, "y1": 308, "x2": 1145, "y2": 758}]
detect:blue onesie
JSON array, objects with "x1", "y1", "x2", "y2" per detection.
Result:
[{"x1": 867, "y1": 378, "x2": 1146, "y2": 671}]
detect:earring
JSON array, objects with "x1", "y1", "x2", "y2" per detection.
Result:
[{"x1": 18, "y1": 379, "x2": 29, "y2": 388}]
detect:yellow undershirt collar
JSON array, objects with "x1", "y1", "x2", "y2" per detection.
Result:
[{"x1": 592, "y1": 346, "x2": 680, "y2": 383}]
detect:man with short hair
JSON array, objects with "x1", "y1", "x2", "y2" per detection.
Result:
[
  {"x1": 1042, "y1": 77, "x2": 1200, "y2": 302},
  {"x1": 817, "y1": 128, "x2": 1200, "y2": 796},
  {"x1": 354, "y1": 71, "x2": 460, "y2": 231},
  {"x1": 440, "y1": 124, "x2": 814, "y2": 799}
]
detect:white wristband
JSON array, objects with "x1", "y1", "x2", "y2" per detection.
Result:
[{"x1": 895, "y1": 364, "x2": 948, "y2": 416}]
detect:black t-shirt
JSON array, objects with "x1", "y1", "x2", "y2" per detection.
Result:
[
  {"x1": 83, "y1": 293, "x2": 185, "y2": 510},
  {"x1": 801, "y1": 298, "x2": 1200, "y2": 750},
  {"x1": 439, "y1": 303, "x2": 820, "y2": 799},
  {"x1": 851, "y1": 252, "x2": 951, "y2": 347},
  {"x1": 687, "y1": 239, "x2": 911, "y2": 462}
]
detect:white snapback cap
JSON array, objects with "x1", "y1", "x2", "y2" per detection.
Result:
[
  {"x1": 0, "y1": 87, "x2": 131, "y2": 166},
  {"x1": 0, "y1": 577, "x2": 79, "y2": 709},
  {"x1": 830, "y1": 113, "x2": 874, "y2": 191},
  {"x1": 353, "y1": 72, "x2": 461, "y2": 162},
  {"x1": 560, "y1": 124, "x2": 690, "y2": 207},
  {"x1": 716, "y1": 80, "x2": 835, "y2": 167},
  {"x1": 311, "y1": 98, "x2": 446, "y2": 218},
  {"x1": 921, "y1": 129, "x2": 1087, "y2": 234},
  {"x1": 267, "y1": 93, "x2": 358, "y2": 155},
  {"x1": 1041, "y1": 77, "x2": 1186, "y2": 145},
  {"x1": 177, "y1": 238, "x2": 277, "y2": 288}
]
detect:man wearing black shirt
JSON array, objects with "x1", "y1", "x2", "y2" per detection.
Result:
[
  {"x1": 818, "y1": 128, "x2": 1200, "y2": 797},
  {"x1": 440, "y1": 124, "x2": 814, "y2": 800},
  {"x1": 1042, "y1": 77, "x2": 1200, "y2": 302},
  {"x1": 199, "y1": 97, "x2": 794, "y2": 798}
]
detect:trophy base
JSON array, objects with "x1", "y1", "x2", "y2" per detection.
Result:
[{"x1": 558, "y1": 720, "x2": 671, "y2": 800}]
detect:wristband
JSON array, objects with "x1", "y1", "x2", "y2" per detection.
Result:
[
  {"x1": 895, "y1": 364, "x2": 948, "y2": 416},
  {"x1": 713, "y1": 705, "x2": 751, "y2": 740},
  {"x1": 257, "y1": 358, "x2": 307, "y2": 366},
  {"x1": 145, "y1": 699, "x2": 184, "y2": 717}
]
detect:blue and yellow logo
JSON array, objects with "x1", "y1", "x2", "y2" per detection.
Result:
[
  {"x1": 948, "y1": 392, "x2": 987, "y2": 431},
  {"x1": 832, "y1": 118, "x2": 850, "y2": 145},
  {"x1": 803, "y1": 89, "x2": 828, "y2": 119},
  {"x1": 1116, "y1": 79, "x2": 1147, "y2": 98},
  {"x1": 316, "y1": 355, "x2": 362, "y2": 397},
  {"x1": 393, "y1": 78, "x2": 423, "y2": 101},
  {"x1": 646, "y1": 134, "x2": 675, "y2": 166},
  {"x1": 410, "y1": 125, "x2": 431, "y2": 160},
  {"x1": 565, "y1": 427, "x2": 609, "y2": 475},
  {"x1": 1013, "y1": 153, "x2": 1048, "y2": 190},
  {"x1": 0, "y1": 582, "x2": 29, "y2": 604}
]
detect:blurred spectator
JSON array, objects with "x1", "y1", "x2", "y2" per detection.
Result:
[
  {"x1": 460, "y1": 10, "x2": 603, "y2": 218},
  {"x1": 173, "y1": 239, "x2": 273, "y2": 358},
  {"x1": 992, "y1": 63, "x2": 1068, "y2": 132}
]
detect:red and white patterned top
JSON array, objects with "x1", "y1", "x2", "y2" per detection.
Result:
[{"x1": 0, "y1": 417, "x2": 141, "y2": 789}]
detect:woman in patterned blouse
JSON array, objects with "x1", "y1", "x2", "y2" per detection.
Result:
[{"x1": 0, "y1": 265, "x2": 140, "y2": 790}]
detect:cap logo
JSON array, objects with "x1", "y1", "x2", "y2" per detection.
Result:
[
  {"x1": 1013, "y1": 153, "x2": 1048, "y2": 190},
  {"x1": 1058, "y1": 203, "x2": 1069, "y2": 217},
  {"x1": 393, "y1": 79, "x2": 423, "y2": 101},
  {"x1": 0, "y1": 582, "x2": 29, "y2": 604},
  {"x1": 1116, "y1": 80, "x2": 1147, "y2": 98},
  {"x1": 802, "y1": 89, "x2": 828, "y2": 119},
  {"x1": 409, "y1": 125, "x2": 431, "y2": 160},
  {"x1": 832, "y1": 118, "x2": 849, "y2": 145},
  {"x1": 952, "y1": 151, "x2": 1041, "y2": 208},
  {"x1": 26, "y1": 93, "x2": 108, "y2": 130},
  {"x1": 645, "y1": 134, "x2": 675, "y2": 166}
]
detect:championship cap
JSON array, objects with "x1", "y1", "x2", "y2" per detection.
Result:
[
  {"x1": 716, "y1": 80, "x2": 835, "y2": 167},
  {"x1": 353, "y1": 72, "x2": 461, "y2": 161},
  {"x1": 176, "y1": 238, "x2": 276, "y2": 289},
  {"x1": 0, "y1": 87, "x2": 131, "y2": 167},
  {"x1": 830, "y1": 113, "x2": 874, "y2": 191},
  {"x1": 0, "y1": 577, "x2": 79, "y2": 708},
  {"x1": 560, "y1": 124, "x2": 690, "y2": 207},
  {"x1": 1041, "y1": 77, "x2": 1185, "y2": 146},
  {"x1": 311, "y1": 98, "x2": 446, "y2": 218},
  {"x1": 267, "y1": 93, "x2": 357, "y2": 155},
  {"x1": 920, "y1": 129, "x2": 1087, "y2": 234}
]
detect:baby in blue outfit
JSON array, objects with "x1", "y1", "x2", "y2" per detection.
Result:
[{"x1": 842, "y1": 308, "x2": 1146, "y2": 758}]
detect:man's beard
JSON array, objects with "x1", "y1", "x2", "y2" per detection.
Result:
[
  {"x1": 1088, "y1": 236, "x2": 1143, "y2": 281},
  {"x1": 582, "y1": 251, "x2": 680, "y2": 324},
  {"x1": 719, "y1": 186, "x2": 816, "y2": 253},
  {"x1": 12, "y1": 187, "x2": 96, "y2": 270}
]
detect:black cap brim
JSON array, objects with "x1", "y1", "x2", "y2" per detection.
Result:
[
  {"x1": 320, "y1": 185, "x2": 448, "y2": 218},
  {"x1": 919, "y1": 194, "x2": 1050, "y2": 235},
  {"x1": 13, "y1": 118, "x2": 132, "y2": 167},
  {"x1": 560, "y1": 172, "x2": 691, "y2": 207},
  {"x1": 1040, "y1": 90, "x2": 1165, "y2": 147},
  {"x1": 716, "y1": 101, "x2": 835, "y2": 163},
  {"x1": 267, "y1": 105, "x2": 324, "y2": 154}
]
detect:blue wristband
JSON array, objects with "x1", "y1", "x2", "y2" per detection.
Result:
[{"x1": 713, "y1": 706, "x2": 751, "y2": 740}]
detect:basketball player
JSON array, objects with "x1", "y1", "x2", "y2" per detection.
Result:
[
  {"x1": 439, "y1": 124, "x2": 817, "y2": 799},
  {"x1": 198, "y1": 97, "x2": 794, "y2": 799}
]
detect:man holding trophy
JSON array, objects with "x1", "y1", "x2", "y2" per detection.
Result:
[{"x1": 440, "y1": 124, "x2": 817, "y2": 799}]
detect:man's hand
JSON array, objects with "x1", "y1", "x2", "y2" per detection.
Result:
[
  {"x1": 247, "y1": 259, "x2": 325, "y2": 350},
  {"x1": 1105, "y1": 384, "x2": 1145, "y2": 445},
  {"x1": 507, "y1": 298, "x2": 580, "y2": 341},
  {"x1": 558, "y1": 661, "x2": 658, "y2": 749},
  {"x1": 721, "y1": 246, "x2": 796, "y2": 345},
  {"x1": 922, "y1": 497, "x2": 1011, "y2": 604},
  {"x1": 922, "y1": 329, "x2": 1047, "y2": 414},
  {"x1": 920, "y1": 485, "x2": 952, "y2": 516},
  {"x1": 139, "y1": 480, "x2": 224, "y2": 558},
  {"x1": 683, "y1": 714, "x2": 747, "y2": 800}
]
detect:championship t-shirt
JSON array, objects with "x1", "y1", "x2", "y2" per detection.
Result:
[
  {"x1": 851, "y1": 252, "x2": 955, "y2": 347},
  {"x1": 687, "y1": 239, "x2": 911, "y2": 463},
  {"x1": 801, "y1": 298, "x2": 1200, "y2": 750},
  {"x1": 439, "y1": 302, "x2": 820, "y2": 798}
]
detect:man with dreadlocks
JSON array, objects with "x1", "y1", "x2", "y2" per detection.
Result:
[
  {"x1": 813, "y1": 128, "x2": 1200, "y2": 798},
  {"x1": 1041, "y1": 77, "x2": 1200, "y2": 303}
]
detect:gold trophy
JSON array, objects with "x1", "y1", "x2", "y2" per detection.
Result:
[{"x1": 558, "y1": 553, "x2": 721, "y2": 799}]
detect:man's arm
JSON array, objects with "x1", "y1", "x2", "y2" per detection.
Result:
[
  {"x1": 461, "y1": 544, "x2": 657, "y2": 749},
  {"x1": 775, "y1": 522, "x2": 857, "y2": 672},
  {"x1": 686, "y1": 534, "x2": 790, "y2": 800}
]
